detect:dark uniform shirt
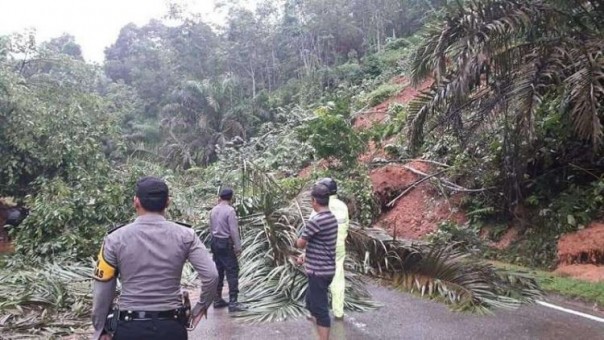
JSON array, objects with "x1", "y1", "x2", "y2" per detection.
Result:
[
  {"x1": 302, "y1": 211, "x2": 338, "y2": 276},
  {"x1": 209, "y1": 202, "x2": 241, "y2": 252},
  {"x1": 91, "y1": 214, "x2": 218, "y2": 339}
]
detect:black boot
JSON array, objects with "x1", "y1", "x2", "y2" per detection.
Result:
[
  {"x1": 214, "y1": 296, "x2": 228, "y2": 309},
  {"x1": 228, "y1": 295, "x2": 247, "y2": 313}
]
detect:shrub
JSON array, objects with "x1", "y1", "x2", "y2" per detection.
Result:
[
  {"x1": 426, "y1": 222, "x2": 484, "y2": 254},
  {"x1": 334, "y1": 62, "x2": 364, "y2": 85},
  {"x1": 297, "y1": 104, "x2": 365, "y2": 167}
]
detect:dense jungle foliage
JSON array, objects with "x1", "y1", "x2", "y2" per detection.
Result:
[{"x1": 1, "y1": 0, "x2": 602, "y2": 337}]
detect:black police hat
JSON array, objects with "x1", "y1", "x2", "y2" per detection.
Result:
[
  {"x1": 219, "y1": 187, "x2": 234, "y2": 200},
  {"x1": 136, "y1": 177, "x2": 169, "y2": 212},
  {"x1": 317, "y1": 177, "x2": 337, "y2": 195}
]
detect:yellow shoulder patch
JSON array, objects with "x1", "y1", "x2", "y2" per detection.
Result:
[{"x1": 93, "y1": 243, "x2": 116, "y2": 281}]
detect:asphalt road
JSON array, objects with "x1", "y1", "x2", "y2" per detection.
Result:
[{"x1": 191, "y1": 284, "x2": 604, "y2": 340}]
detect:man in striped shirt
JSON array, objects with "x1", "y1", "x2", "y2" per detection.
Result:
[{"x1": 295, "y1": 183, "x2": 338, "y2": 340}]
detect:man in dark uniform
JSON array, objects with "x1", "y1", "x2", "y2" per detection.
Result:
[
  {"x1": 209, "y1": 188, "x2": 246, "y2": 312},
  {"x1": 0, "y1": 198, "x2": 28, "y2": 244},
  {"x1": 91, "y1": 176, "x2": 218, "y2": 340}
]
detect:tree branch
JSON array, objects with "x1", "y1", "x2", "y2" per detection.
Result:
[{"x1": 386, "y1": 169, "x2": 447, "y2": 207}]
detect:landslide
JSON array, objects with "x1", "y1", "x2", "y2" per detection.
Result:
[
  {"x1": 555, "y1": 223, "x2": 604, "y2": 283},
  {"x1": 353, "y1": 77, "x2": 465, "y2": 240}
]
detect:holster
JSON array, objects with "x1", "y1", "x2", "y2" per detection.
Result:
[
  {"x1": 181, "y1": 291, "x2": 192, "y2": 327},
  {"x1": 104, "y1": 306, "x2": 119, "y2": 335}
]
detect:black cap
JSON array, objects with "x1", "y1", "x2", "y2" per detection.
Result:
[
  {"x1": 219, "y1": 187, "x2": 234, "y2": 200},
  {"x1": 317, "y1": 177, "x2": 337, "y2": 195},
  {"x1": 311, "y1": 183, "x2": 330, "y2": 205},
  {"x1": 136, "y1": 176, "x2": 169, "y2": 212}
]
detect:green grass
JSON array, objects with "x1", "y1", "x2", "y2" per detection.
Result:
[
  {"x1": 490, "y1": 261, "x2": 604, "y2": 306},
  {"x1": 365, "y1": 84, "x2": 402, "y2": 107}
]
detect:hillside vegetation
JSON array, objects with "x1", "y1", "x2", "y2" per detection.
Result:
[{"x1": 1, "y1": 0, "x2": 603, "y2": 337}]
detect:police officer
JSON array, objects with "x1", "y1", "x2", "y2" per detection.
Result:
[
  {"x1": 0, "y1": 198, "x2": 28, "y2": 244},
  {"x1": 91, "y1": 176, "x2": 218, "y2": 340},
  {"x1": 314, "y1": 178, "x2": 349, "y2": 320},
  {"x1": 209, "y1": 188, "x2": 246, "y2": 312}
]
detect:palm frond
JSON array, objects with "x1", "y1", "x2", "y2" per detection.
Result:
[
  {"x1": 346, "y1": 228, "x2": 542, "y2": 313},
  {"x1": 0, "y1": 262, "x2": 92, "y2": 336},
  {"x1": 565, "y1": 45, "x2": 604, "y2": 145}
]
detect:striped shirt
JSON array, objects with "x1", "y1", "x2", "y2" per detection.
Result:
[{"x1": 302, "y1": 210, "x2": 338, "y2": 276}]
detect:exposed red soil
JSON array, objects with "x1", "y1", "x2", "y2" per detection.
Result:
[
  {"x1": 355, "y1": 77, "x2": 463, "y2": 240},
  {"x1": 353, "y1": 77, "x2": 433, "y2": 130},
  {"x1": 0, "y1": 240, "x2": 14, "y2": 254},
  {"x1": 488, "y1": 226, "x2": 522, "y2": 250},
  {"x1": 376, "y1": 77, "x2": 433, "y2": 112},
  {"x1": 297, "y1": 159, "x2": 331, "y2": 179},
  {"x1": 369, "y1": 162, "x2": 466, "y2": 239},
  {"x1": 557, "y1": 223, "x2": 604, "y2": 265},
  {"x1": 353, "y1": 110, "x2": 388, "y2": 130},
  {"x1": 357, "y1": 137, "x2": 398, "y2": 164},
  {"x1": 298, "y1": 74, "x2": 604, "y2": 287},
  {"x1": 554, "y1": 264, "x2": 604, "y2": 283}
]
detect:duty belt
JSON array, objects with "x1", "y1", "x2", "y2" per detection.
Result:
[{"x1": 118, "y1": 310, "x2": 180, "y2": 321}]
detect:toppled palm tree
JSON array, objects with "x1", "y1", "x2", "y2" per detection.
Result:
[
  {"x1": 0, "y1": 161, "x2": 542, "y2": 337},
  {"x1": 194, "y1": 161, "x2": 541, "y2": 322}
]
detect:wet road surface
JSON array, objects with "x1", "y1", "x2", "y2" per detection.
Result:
[{"x1": 191, "y1": 284, "x2": 604, "y2": 339}]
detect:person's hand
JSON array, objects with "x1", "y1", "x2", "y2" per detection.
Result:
[
  {"x1": 296, "y1": 254, "x2": 305, "y2": 265},
  {"x1": 100, "y1": 334, "x2": 112, "y2": 340},
  {"x1": 190, "y1": 307, "x2": 207, "y2": 330}
]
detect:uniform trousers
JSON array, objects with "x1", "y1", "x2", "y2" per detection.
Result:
[
  {"x1": 211, "y1": 237, "x2": 239, "y2": 300},
  {"x1": 114, "y1": 319, "x2": 186, "y2": 340}
]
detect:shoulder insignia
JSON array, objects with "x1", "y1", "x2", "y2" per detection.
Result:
[
  {"x1": 172, "y1": 221, "x2": 192, "y2": 228},
  {"x1": 107, "y1": 222, "x2": 128, "y2": 234}
]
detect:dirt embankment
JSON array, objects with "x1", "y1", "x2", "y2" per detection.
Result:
[
  {"x1": 352, "y1": 77, "x2": 433, "y2": 130},
  {"x1": 481, "y1": 226, "x2": 522, "y2": 250},
  {"x1": 555, "y1": 223, "x2": 604, "y2": 282},
  {"x1": 354, "y1": 77, "x2": 465, "y2": 239},
  {"x1": 300, "y1": 74, "x2": 604, "y2": 284},
  {"x1": 357, "y1": 137, "x2": 398, "y2": 164},
  {"x1": 369, "y1": 162, "x2": 466, "y2": 239},
  {"x1": 302, "y1": 76, "x2": 464, "y2": 240}
]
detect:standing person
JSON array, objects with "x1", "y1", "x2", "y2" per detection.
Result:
[
  {"x1": 209, "y1": 188, "x2": 246, "y2": 312},
  {"x1": 317, "y1": 178, "x2": 349, "y2": 320},
  {"x1": 91, "y1": 176, "x2": 218, "y2": 340},
  {"x1": 296, "y1": 183, "x2": 338, "y2": 340}
]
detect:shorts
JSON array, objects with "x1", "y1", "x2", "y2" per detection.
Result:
[{"x1": 305, "y1": 274, "x2": 334, "y2": 327}]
